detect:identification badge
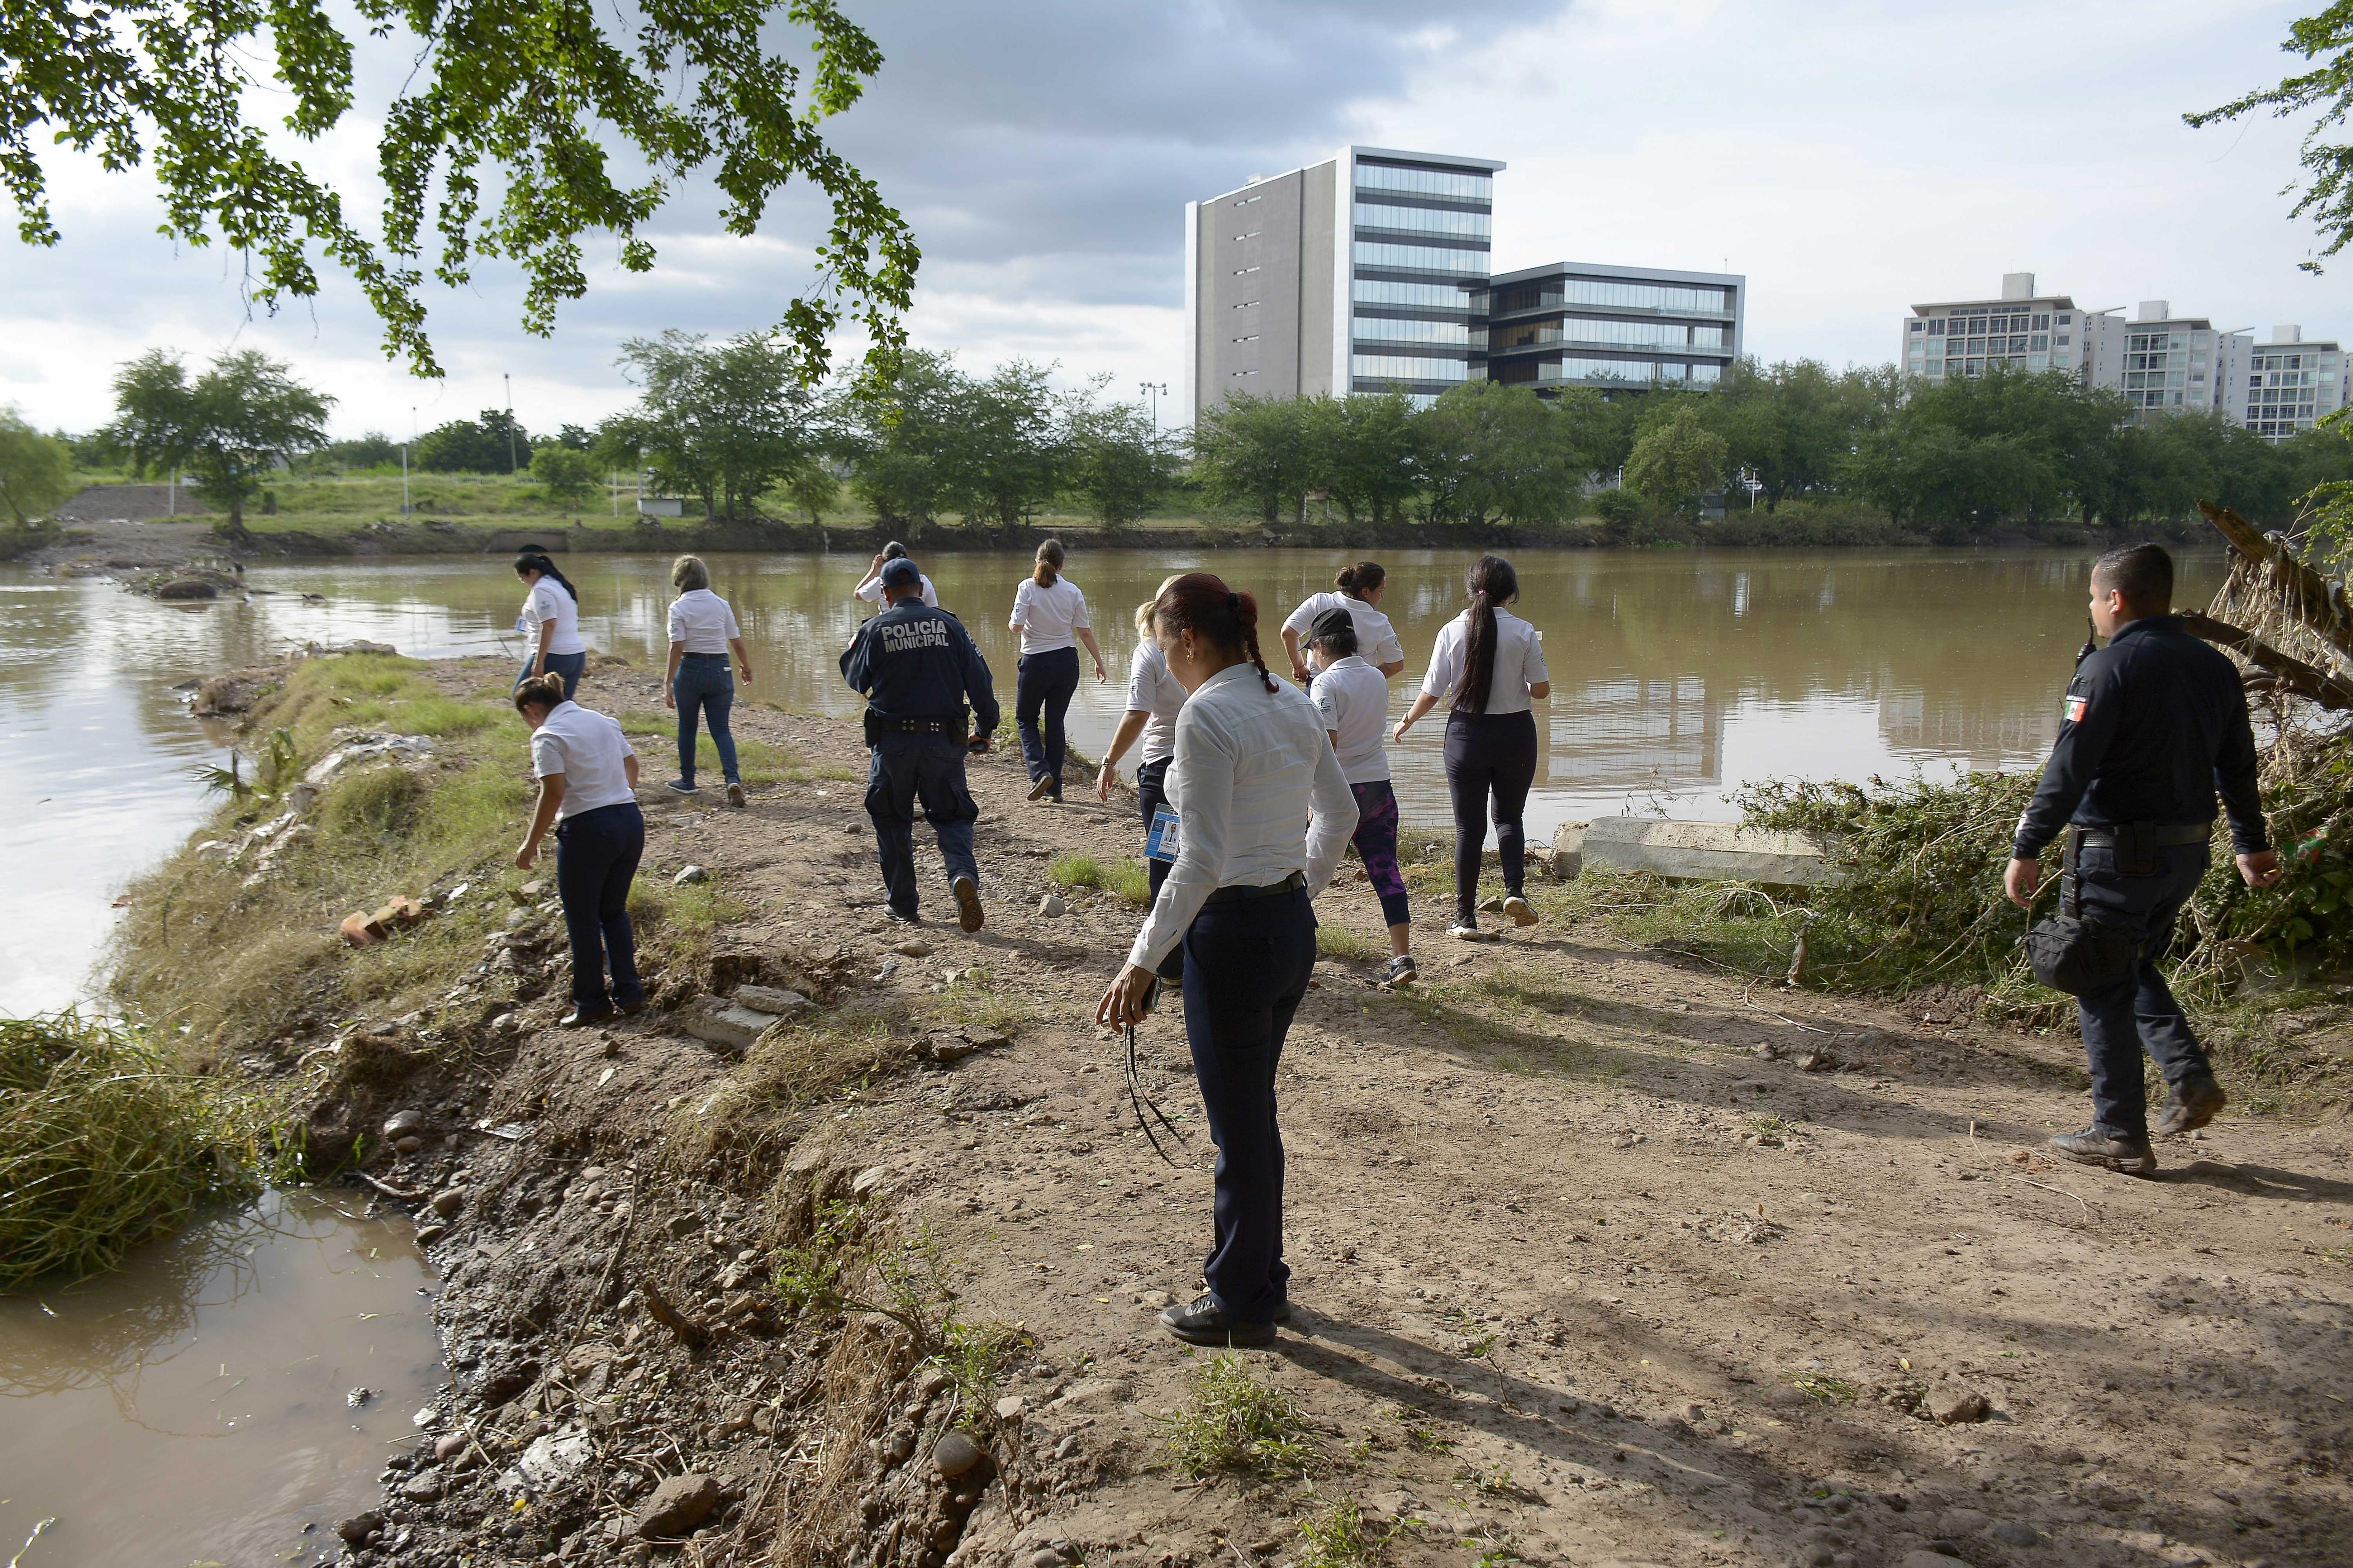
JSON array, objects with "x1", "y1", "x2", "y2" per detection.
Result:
[{"x1": 1146, "y1": 805, "x2": 1182, "y2": 863}]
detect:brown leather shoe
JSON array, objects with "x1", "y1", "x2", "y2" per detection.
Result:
[{"x1": 2049, "y1": 1127, "x2": 2158, "y2": 1176}]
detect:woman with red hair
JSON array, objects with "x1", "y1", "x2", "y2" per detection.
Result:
[{"x1": 1099, "y1": 573, "x2": 1356, "y2": 1347}]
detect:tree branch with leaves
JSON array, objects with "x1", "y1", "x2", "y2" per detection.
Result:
[{"x1": 2186, "y1": 3, "x2": 2353, "y2": 272}]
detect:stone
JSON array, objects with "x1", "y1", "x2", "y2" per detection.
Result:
[
  {"x1": 383, "y1": 1109, "x2": 427, "y2": 1139},
  {"x1": 1938, "y1": 1508, "x2": 1991, "y2": 1536},
  {"x1": 394, "y1": 1135, "x2": 424, "y2": 1154},
  {"x1": 412, "y1": 1223, "x2": 447, "y2": 1245},
  {"x1": 679, "y1": 997, "x2": 785, "y2": 1055},
  {"x1": 993, "y1": 1394, "x2": 1026, "y2": 1423},
  {"x1": 428, "y1": 1188, "x2": 465, "y2": 1218},
  {"x1": 1898, "y1": 1556, "x2": 1962, "y2": 1568},
  {"x1": 1986, "y1": 1521, "x2": 2041, "y2": 1547},
  {"x1": 156, "y1": 577, "x2": 218, "y2": 600},
  {"x1": 632, "y1": 1473, "x2": 721, "y2": 1540},
  {"x1": 852, "y1": 1165, "x2": 892, "y2": 1196},
  {"x1": 1927, "y1": 1389, "x2": 1989, "y2": 1425},
  {"x1": 402, "y1": 1473, "x2": 447, "y2": 1501},
  {"x1": 674, "y1": 865, "x2": 711, "y2": 885},
  {"x1": 933, "y1": 1430, "x2": 985, "y2": 1479},
  {"x1": 1037, "y1": 893, "x2": 1065, "y2": 917},
  {"x1": 436, "y1": 1432, "x2": 469, "y2": 1461},
  {"x1": 1050, "y1": 1378, "x2": 1135, "y2": 1412},
  {"x1": 731, "y1": 984, "x2": 809, "y2": 1015},
  {"x1": 335, "y1": 1512, "x2": 384, "y2": 1545},
  {"x1": 894, "y1": 937, "x2": 933, "y2": 958},
  {"x1": 504, "y1": 1426, "x2": 591, "y2": 1493},
  {"x1": 1477, "y1": 895, "x2": 1505, "y2": 914}
]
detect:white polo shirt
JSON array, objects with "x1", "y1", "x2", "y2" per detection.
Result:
[
  {"x1": 521, "y1": 577, "x2": 586, "y2": 656},
  {"x1": 855, "y1": 571, "x2": 938, "y2": 608},
  {"x1": 1310, "y1": 655, "x2": 1393, "y2": 784},
  {"x1": 1010, "y1": 576, "x2": 1090, "y2": 654},
  {"x1": 1421, "y1": 607, "x2": 1549, "y2": 716},
  {"x1": 666, "y1": 588, "x2": 741, "y2": 654},
  {"x1": 1283, "y1": 591, "x2": 1404, "y2": 673},
  {"x1": 529, "y1": 701, "x2": 637, "y2": 821},
  {"x1": 1125, "y1": 639, "x2": 1188, "y2": 765}
]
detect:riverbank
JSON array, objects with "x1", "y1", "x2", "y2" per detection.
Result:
[{"x1": 95, "y1": 648, "x2": 2353, "y2": 1568}]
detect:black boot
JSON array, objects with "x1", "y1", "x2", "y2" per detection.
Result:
[
  {"x1": 2156, "y1": 1074, "x2": 2226, "y2": 1137},
  {"x1": 1159, "y1": 1293, "x2": 1275, "y2": 1347},
  {"x1": 2049, "y1": 1127, "x2": 2158, "y2": 1176}
]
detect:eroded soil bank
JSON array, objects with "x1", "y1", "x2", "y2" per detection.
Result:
[{"x1": 165, "y1": 657, "x2": 2353, "y2": 1568}]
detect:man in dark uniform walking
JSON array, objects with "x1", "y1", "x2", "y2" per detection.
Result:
[
  {"x1": 2005, "y1": 543, "x2": 2281, "y2": 1174},
  {"x1": 841, "y1": 557, "x2": 1001, "y2": 932}
]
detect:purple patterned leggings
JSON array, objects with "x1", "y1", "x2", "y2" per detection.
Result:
[{"x1": 1349, "y1": 779, "x2": 1411, "y2": 928}]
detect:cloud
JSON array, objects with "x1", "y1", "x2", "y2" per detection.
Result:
[{"x1": 0, "y1": 0, "x2": 2343, "y2": 437}]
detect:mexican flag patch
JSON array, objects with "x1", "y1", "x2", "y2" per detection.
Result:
[{"x1": 2065, "y1": 694, "x2": 2087, "y2": 722}]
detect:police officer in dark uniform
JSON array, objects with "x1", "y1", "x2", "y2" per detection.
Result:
[
  {"x1": 2005, "y1": 543, "x2": 2281, "y2": 1174},
  {"x1": 840, "y1": 558, "x2": 1002, "y2": 932}
]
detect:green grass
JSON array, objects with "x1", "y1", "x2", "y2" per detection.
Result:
[
  {"x1": 617, "y1": 711, "x2": 799, "y2": 787},
  {"x1": 1316, "y1": 924, "x2": 1387, "y2": 962},
  {"x1": 1159, "y1": 1355, "x2": 1311, "y2": 1478},
  {"x1": 1298, "y1": 1496, "x2": 1392, "y2": 1568},
  {"x1": 1049, "y1": 852, "x2": 1153, "y2": 907},
  {"x1": 1782, "y1": 1370, "x2": 1858, "y2": 1405},
  {"x1": 0, "y1": 1011, "x2": 280, "y2": 1287}
]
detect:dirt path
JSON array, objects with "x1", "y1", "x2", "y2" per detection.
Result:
[{"x1": 370, "y1": 661, "x2": 2353, "y2": 1568}]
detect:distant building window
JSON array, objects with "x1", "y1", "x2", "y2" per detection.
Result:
[
  {"x1": 1231, "y1": 266, "x2": 1260, "y2": 275},
  {"x1": 1231, "y1": 335, "x2": 1259, "y2": 343},
  {"x1": 1232, "y1": 194, "x2": 1262, "y2": 206},
  {"x1": 1353, "y1": 163, "x2": 1493, "y2": 203},
  {"x1": 1353, "y1": 202, "x2": 1491, "y2": 239},
  {"x1": 1351, "y1": 242, "x2": 1486, "y2": 276},
  {"x1": 1233, "y1": 230, "x2": 1260, "y2": 240},
  {"x1": 1230, "y1": 370, "x2": 1259, "y2": 378},
  {"x1": 2054, "y1": 334, "x2": 2069, "y2": 348},
  {"x1": 1910, "y1": 320, "x2": 1924, "y2": 333},
  {"x1": 2056, "y1": 314, "x2": 2071, "y2": 325},
  {"x1": 1231, "y1": 300, "x2": 1260, "y2": 310},
  {"x1": 2030, "y1": 334, "x2": 2048, "y2": 350},
  {"x1": 1349, "y1": 354, "x2": 1470, "y2": 383},
  {"x1": 2033, "y1": 314, "x2": 2050, "y2": 330}
]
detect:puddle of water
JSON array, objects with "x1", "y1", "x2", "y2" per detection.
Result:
[{"x1": 0, "y1": 1190, "x2": 443, "y2": 1568}]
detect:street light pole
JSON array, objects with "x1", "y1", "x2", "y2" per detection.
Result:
[
  {"x1": 1137, "y1": 380, "x2": 1167, "y2": 435},
  {"x1": 503, "y1": 373, "x2": 516, "y2": 475}
]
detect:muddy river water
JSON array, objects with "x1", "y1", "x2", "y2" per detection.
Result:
[{"x1": 0, "y1": 541, "x2": 2222, "y2": 1562}]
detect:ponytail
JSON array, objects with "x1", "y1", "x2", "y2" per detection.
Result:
[
  {"x1": 1334, "y1": 560, "x2": 1385, "y2": 600},
  {"x1": 1453, "y1": 554, "x2": 1518, "y2": 715},
  {"x1": 512, "y1": 672, "x2": 568, "y2": 714},
  {"x1": 513, "y1": 547, "x2": 579, "y2": 602},
  {"x1": 1032, "y1": 537, "x2": 1065, "y2": 587},
  {"x1": 1152, "y1": 572, "x2": 1276, "y2": 694}
]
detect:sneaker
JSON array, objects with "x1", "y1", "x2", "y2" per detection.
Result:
[
  {"x1": 726, "y1": 781, "x2": 746, "y2": 808},
  {"x1": 1502, "y1": 894, "x2": 1538, "y2": 927},
  {"x1": 885, "y1": 906, "x2": 920, "y2": 925},
  {"x1": 665, "y1": 778, "x2": 699, "y2": 794},
  {"x1": 1383, "y1": 954, "x2": 1417, "y2": 987},
  {"x1": 2048, "y1": 1127, "x2": 2159, "y2": 1176},
  {"x1": 1448, "y1": 920, "x2": 1490, "y2": 943},
  {"x1": 1159, "y1": 1293, "x2": 1276, "y2": 1348},
  {"x1": 952, "y1": 874, "x2": 985, "y2": 934},
  {"x1": 1026, "y1": 775, "x2": 1055, "y2": 802},
  {"x1": 2157, "y1": 1074, "x2": 2227, "y2": 1137}
]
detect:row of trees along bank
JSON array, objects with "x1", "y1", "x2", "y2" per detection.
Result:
[{"x1": 16, "y1": 343, "x2": 2353, "y2": 544}]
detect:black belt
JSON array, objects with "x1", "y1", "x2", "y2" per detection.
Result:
[
  {"x1": 2073, "y1": 822, "x2": 2212, "y2": 849},
  {"x1": 1204, "y1": 871, "x2": 1305, "y2": 904},
  {"x1": 874, "y1": 715, "x2": 961, "y2": 735},
  {"x1": 681, "y1": 650, "x2": 728, "y2": 660}
]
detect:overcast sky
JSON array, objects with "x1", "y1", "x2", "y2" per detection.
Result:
[{"x1": 1, "y1": 0, "x2": 2343, "y2": 438}]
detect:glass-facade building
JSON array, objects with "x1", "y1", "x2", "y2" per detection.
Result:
[
  {"x1": 1345, "y1": 154, "x2": 1494, "y2": 402},
  {"x1": 1482, "y1": 262, "x2": 1743, "y2": 394}
]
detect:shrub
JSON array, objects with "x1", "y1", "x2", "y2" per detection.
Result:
[{"x1": 1159, "y1": 1355, "x2": 1310, "y2": 1477}]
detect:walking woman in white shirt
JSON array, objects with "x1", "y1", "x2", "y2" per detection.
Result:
[
  {"x1": 513, "y1": 547, "x2": 588, "y2": 699},
  {"x1": 1096, "y1": 577, "x2": 1190, "y2": 976},
  {"x1": 661, "y1": 554, "x2": 755, "y2": 807},
  {"x1": 511, "y1": 673, "x2": 645, "y2": 1025},
  {"x1": 1307, "y1": 606, "x2": 1414, "y2": 985},
  {"x1": 1008, "y1": 538, "x2": 1106, "y2": 802},
  {"x1": 853, "y1": 539, "x2": 939, "y2": 607},
  {"x1": 1393, "y1": 555, "x2": 1550, "y2": 941},
  {"x1": 1098, "y1": 574, "x2": 1357, "y2": 1347},
  {"x1": 1281, "y1": 560, "x2": 1406, "y2": 681}
]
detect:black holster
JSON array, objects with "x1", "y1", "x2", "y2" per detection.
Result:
[{"x1": 2022, "y1": 827, "x2": 2139, "y2": 996}]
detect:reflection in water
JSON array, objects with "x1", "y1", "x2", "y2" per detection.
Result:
[
  {"x1": 0, "y1": 545, "x2": 2221, "y2": 1015},
  {"x1": 0, "y1": 1189, "x2": 442, "y2": 1566}
]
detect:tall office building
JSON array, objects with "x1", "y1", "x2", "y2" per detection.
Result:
[
  {"x1": 1183, "y1": 147, "x2": 1502, "y2": 422},
  {"x1": 2242, "y1": 326, "x2": 2346, "y2": 439},
  {"x1": 1898, "y1": 272, "x2": 2084, "y2": 382},
  {"x1": 2081, "y1": 302, "x2": 2249, "y2": 422},
  {"x1": 1483, "y1": 261, "x2": 1743, "y2": 392}
]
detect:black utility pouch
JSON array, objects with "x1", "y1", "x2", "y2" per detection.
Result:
[
  {"x1": 2024, "y1": 828, "x2": 2139, "y2": 996},
  {"x1": 862, "y1": 708, "x2": 882, "y2": 748},
  {"x1": 2113, "y1": 821, "x2": 2160, "y2": 877}
]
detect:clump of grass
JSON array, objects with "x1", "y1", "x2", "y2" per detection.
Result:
[
  {"x1": 933, "y1": 1318, "x2": 1039, "y2": 1413},
  {"x1": 1049, "y1": 852, "x2": 1112, "y2": 891},
  {"x1": 320, "y1": 765, "x2": 424, "y2": 837},
  {"x1": 1160, "y1": 1355, "x2": 1310, "y2": 1477},
  {"x1": 1745, "y1": 1112, "x2": 1796, "y2": 1136},
  {"x1": 1106, "y1": 860, "x2": 1153, "y2": 907},
  {"x1": 929, "y1": 970, "x2": 1035, "y2": 1037},
  {"x1": 1782, "y1": 1370, "x2": 1858, "y2": 1405},
  {"x1": 670, "y1": 1000, "x2": 909, "y2": 1180},
  {"x1": 0, "y1": 1012, "x2": 272, "y2": 1287},
  {"x1": 1316, "y1": 924, "x2": 1384, "y2": 963},
  {"x1": 1298, "y1": 1495, "x2": 1393, "y2": 1568}
]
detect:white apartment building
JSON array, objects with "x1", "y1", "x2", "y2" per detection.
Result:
[
  {"x1": 2080, "y1": 302, "x2": 2248, "y2": 422},
  {"x1": 1899, "y1": 272, "x2": 2083, "y2": 382},
  {"x1": 2243, "y1": 326, "x2": 2346, "y2": 439}
]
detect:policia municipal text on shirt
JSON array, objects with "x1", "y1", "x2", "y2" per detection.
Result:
[
  {"x1": 2004, "y1": 543, "x2": 2282, "y2": 1176},
  {"x1": 839, "y1": 558, "x2": 1003, "y2": 933}
]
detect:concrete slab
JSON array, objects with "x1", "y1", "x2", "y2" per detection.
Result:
[{"x1": 1554, "y1": 817, "x2": 1843, "y2": 888}]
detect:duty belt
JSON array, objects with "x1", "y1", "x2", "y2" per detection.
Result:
[
  {"x1": 2072, "y1": 822, "x2": 2212, "y2": 849},
  {"x1": 1203, "y1": 870, "x2": 1306, "y2": 904},
  {"x1": 873, "y1": 715, "x2": 961, "y2": 736}
]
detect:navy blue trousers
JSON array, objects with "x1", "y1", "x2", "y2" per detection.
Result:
[
  {"x1": 516, "y1": 649, "x2": 586, "y2": 701},
  {"x1": 1016, "y1": 647, "x2": 1081, "y2": 798},
  {"x1": 554, "y1": 802, "x2": 644, "y2": 1013},
  {"x1": 1181, "y1": 884, "x2": 1318, "y2": 1323},
  {"x1": 2073, "y1": 840, "x2": 2214, "y2": 1139},
  {"x1": 865, "y1": 733, "x2": 981, "y2": 917},
  {"x1": 672, "y1": 653, "x2": 739, "y2": 785},
  {"x1": 1443, "y1": 709, "x2": 1538, "y2": 918}
]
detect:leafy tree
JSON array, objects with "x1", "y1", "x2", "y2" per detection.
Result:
[
  {"x1": 844, "y1": 349, "x2": 960, "y2": 526},
  {"x1": 528, "y1": 443, "x2": 597, "y2": 506},
  {"x1": 554, "y1": 425, "x2": 598, "y2": 452},
  {"x1": 1417, "y1": 381, "x2": 1596, "y2": 526},
  {"x1": 304, "y1": 432, "x2": 402, "y2": 472},
  {"x1": 2187, "y1": 4, "x2": 2353, "y2": 272},
  {"x1": 414, "y1": 412, "x2": 528, "y2": 474},
  {"x1": 0, "y1": 408, "x2": 74, "y2": 524},
  {"x1": 1190, "y1": 394, "x2": 1311, "y2": 524},
  {"x1": 1624, "y1": 404, "x2": 1729, "y2": 514},
  {"x1": 1300, "y1": 392, "x2": 1420, "y2": 526},
  {"x1": 606, "y1": 329, "x2": 821, "y2": 521},
  {"x1": 104, "y1": 349, "x2": 331, "y2": 533},
  {"x1": 936, "y1": 360, "x2": 1062, "y2": 529},
  {"x1": 0, "y1": 0, "x2": 919, "y2": 379},
  {"x1": 1062, "y1": 382, "x2": 1174, "y2": 527},
  {"x1": 785, "y1": 462, "x2": 842, "y2": 524}
]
